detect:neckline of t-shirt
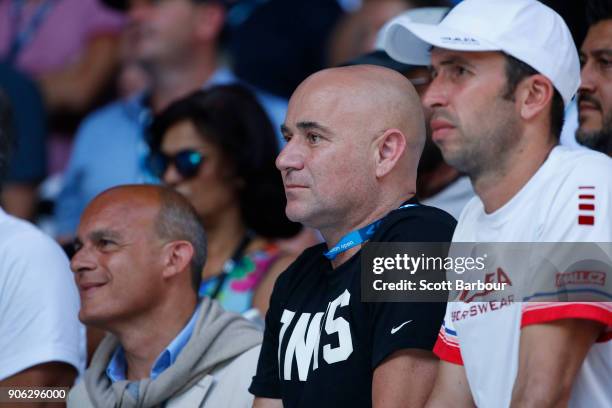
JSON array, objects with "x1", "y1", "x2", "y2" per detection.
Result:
[
  {"x1": 478, "y1": 145, "x2": 562, "y2": 226},
  {"x1": 320, "y1": 198, "x2": 421, "y2": 275},
  {"x1": 321, "y1": 244, "x2": 362, "y2": 276}
]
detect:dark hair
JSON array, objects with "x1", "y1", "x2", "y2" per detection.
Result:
[
  {"x1": 155, "y1": 186, "x2": 208, "y2": 293},
  {"x1": 0, "y1": 90, "x2": 12, "y2": 182},
  {"x1": 149, "y1": 84, "x2": 301, "y2": 239},
  {"x1": 586, "y1": 0, "x2": 612, "y2": 26},
  {"x1": 501, "y1": 54, "x2": 565, "y2": 140}
]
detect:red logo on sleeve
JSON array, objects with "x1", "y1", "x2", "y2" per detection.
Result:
[{"x1": 578, "y1": 186, "x2": 595, "y2": 226}]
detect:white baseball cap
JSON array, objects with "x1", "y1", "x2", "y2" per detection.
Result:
[
  {"x1": 344, "y1": 7, "x2": 449, "y2": 73},
  {"x1": 383, "y1": 0, "x2": 580, "y2": 106},
  {"x1": 373, "y1": 7, "x2": 449, "y2": 54}
]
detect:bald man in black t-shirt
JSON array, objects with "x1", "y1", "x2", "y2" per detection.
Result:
[{"x1": 249, "y1": 65, "x2": 456, "y2": 408}]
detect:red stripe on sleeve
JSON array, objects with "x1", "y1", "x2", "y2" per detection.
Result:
[
  {"x1": 433, "y1": 333, "x2": 464, "y2": 365},
  {"x1": 521, "y1": 303, "x2": 612, "y2": 328}
]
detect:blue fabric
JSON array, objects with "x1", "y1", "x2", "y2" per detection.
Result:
[
  {"x1": 54, "y1": 67, "x2": 287, "y2": 236},
  {"x1": 0, "y1": 63, "x2": 46, "y2": 183},
  {"x1": 106, "y1": 304, "x2": 201, "y2": 383}
]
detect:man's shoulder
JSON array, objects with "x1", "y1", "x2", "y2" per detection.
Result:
[
  {"x1": 0, "y1": 211, "x2": 66, "y2": 262},
  {"x1": 82, "y1": 99, "x2": 130, "y2": 125},
  {"x1": 548, "y1": 146, "x2": 612, "y2": 183},
  {"x1": 76, "y1": 97, "x2": 139, "y2": 140},
  {"x1": 541, "y1": 147, "x2": 611, "y2": 203},
  {"x1": 538, "y1": 148, "x2": 611, "y2": 240},
  {"x1": 215, "y1": 344, "x2": 261, "y2": 375},
  {"x1": 168, "y1": 345, "x2": 260, "y2": 408},
  {"x1": 67, "y1": 380, "x2": 93, "y2": 408},
  {"x1": 375, "y1": 202, "x2": 457, "y2": 243}
]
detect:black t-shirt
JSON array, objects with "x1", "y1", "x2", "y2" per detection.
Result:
[{"x1": 249, "y1": 198, "x2": 457, "y2": 407}]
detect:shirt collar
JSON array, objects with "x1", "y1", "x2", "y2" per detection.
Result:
[
  {"x1": 122, "y1": 65, "x2": 237, "y2": 123},
  {"x1": 106, "y1": 303, "x2": 201, "y2": 382},
  {"x1": 205, "y1": 66, "x2": 236, "y2": 87}
]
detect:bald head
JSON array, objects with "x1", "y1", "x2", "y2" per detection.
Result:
[
  {"x1": 277, "y1": 66, "x2": 426, "y2": 231},
  {"x1": 291, "y1": 65, "x2": 425, "y2": 177},
  {"x1": 84, "y1": 184, "x2": 162, "y2": 219},
  {"x1": 81, "y1": 184, "x2": 207, "y2": 292}
]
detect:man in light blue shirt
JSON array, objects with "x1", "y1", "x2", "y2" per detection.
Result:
[
  {"x1": 54, "y1": 0, "x2": 286, "y2": 238},
  {"x1": 67, "y1": 185, "x2": 262, "y2": 407},
  {"x1": 106, "y1": 303, "x2": 201, "y2": 399}
]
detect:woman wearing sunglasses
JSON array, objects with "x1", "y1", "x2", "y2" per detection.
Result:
[{"x1": 147, "y1": 85, "x2": 301, "y2": 319}]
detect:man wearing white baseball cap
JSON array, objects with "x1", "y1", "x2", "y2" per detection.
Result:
[{"x1": 384, "y1": 0, "x2": 612, "y2": 407}]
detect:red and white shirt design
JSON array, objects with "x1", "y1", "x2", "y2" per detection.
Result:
[
  {"x1": 578, "y1": 186, "x2": 597, "y2": 226},
  {"x1": 435, "y1": 147, "x2": 612, "y2": 408}
]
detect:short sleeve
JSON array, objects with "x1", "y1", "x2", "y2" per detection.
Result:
[
  {"x1": 541, "y1": 153, "x2": 611, "y2": 242},
  {"x1": 522, "y1": 303, "x2": 612, "y2": 336},
  {"x1": 377, "y1": 204, "x2": 457, "y2": 244},
  {"x1": 249, "y1": 272, "x2": 286, "y2": 398},
  {"x1": 433, "y1": 304, "x2": 464, "y2": 365},
  {"x1": 369, "y1": 300, "x2": 446, "y2": 368},
  {"x1": 0, "y1": 226, "x2": 85, "y2": 380},
  {"x1": 369, "y1": 203, "x2": 455, "y2": 368},
  {"x1": 523, "y1": 155, "x2": 612, "y2": 331}
]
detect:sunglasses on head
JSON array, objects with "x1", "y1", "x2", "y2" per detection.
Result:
[{"x1": 147, "y1": 149, "x2": 205, "y2": 180}]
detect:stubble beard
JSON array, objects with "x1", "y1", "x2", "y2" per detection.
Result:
[
  {"x1": 576, "y1": 113, "x2": 612, "y2": 156},
  {"x1": 442, "y1": 101, "x2": 520, "y2": 182}
]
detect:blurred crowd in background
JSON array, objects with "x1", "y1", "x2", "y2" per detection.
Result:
[
  {"x1": 0, "y1": 0, "x2": 589, "y2": 233},
  {"x1": 0, "y1": 0, "x2": 609, "y2": 406}
]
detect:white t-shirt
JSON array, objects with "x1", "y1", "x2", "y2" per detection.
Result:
[
  {"x1": 422, "y1": 176, "x2": 474, "y2": 220},
  {"x1": 434, "y1": 146, "x2": 612, "y2": 408},
  {"x1": 0, "y1": 208, "x2": 85, "y2": 380}
]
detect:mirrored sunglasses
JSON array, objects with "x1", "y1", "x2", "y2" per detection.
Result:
[{"x1": 147, "y1": 149, "x2": 205, "y2": 180}]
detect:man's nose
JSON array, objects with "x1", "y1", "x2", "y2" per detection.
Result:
[
  {"x1": 579, "y1": 60, "x2": 598, "y2": 95},
  {"x1": 70, "y1": 246, "x2": 97, "y2": 275},
  {"x1": 276, "y1": 139, "x2": 305, "y2": 173},
  {"x1": 422, "y1": 76, "x2": 449, "y2": 109}
]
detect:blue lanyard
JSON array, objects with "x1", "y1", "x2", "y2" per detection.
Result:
[
  {"x1": 4, "y1": 0, "x2": 56, "y2": 64},
  {"x1": 323, "y1": 203, "x2": 418, "y2": 260}
]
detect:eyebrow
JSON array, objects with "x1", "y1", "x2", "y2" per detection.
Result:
[
  {"x1": 89, "y1": 229, "x2": 122, "y2": 242},
  {"x1": 296, "y1": 121, "x2": 332, "y2": 135},
  {"x1": 281, "y1": 121, "x2": 334, "y2": 137},
  {"x1": 437, "y1": 55, "x2": 476, "y2": 69},
  {"x1": 589, "y1": 49, "x2": 612, "y2": 58}
]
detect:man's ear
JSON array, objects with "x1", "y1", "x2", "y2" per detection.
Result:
[
  {"x1": 517, "y1": 74, "x2": 554, "y2": 122},
  {"x1": 375, "y1": 129, "x2": 407, "y2": 178},
  {"x1": 161, "y1": 241, "x2": 194, "y2": 280},
  {"x1": 194, "y1": 2, "x2": 226, "y2": 42}
]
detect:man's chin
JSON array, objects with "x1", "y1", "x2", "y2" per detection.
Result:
[
  {"x1": 285, "y1": 203, "x2": 314, "y2": 225},
  {"x1": 576, "y1": 126, "x2": 612, "y2": 154},
  {"x1": 285, "y1": 208, "x2": 307, "y2": 224},
  {"x1": 439, "y1": 148, "x2": 469, "y2": 173},
  {"x1": 79, "y1": 308, "x2": 111, "y2": 328},
  {"x1": 578, "y1": 111, "x2": 602, "y2": 129}
]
